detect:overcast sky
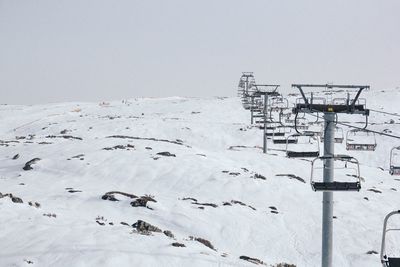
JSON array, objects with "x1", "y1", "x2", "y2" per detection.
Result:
[{"x1": 0, "y1": 0, "x2": 399, "y2": 104}]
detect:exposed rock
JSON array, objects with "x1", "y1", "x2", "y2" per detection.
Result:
[
  {"x1": 106, "y1": 135, "x2": 191, "y2": 147},
  {"x1": 192, "y1": 202, "x2": 218, "y2": 208},
  {"x1": 102, "y1": 194, "x2": 119, "y2": 201},
  {"x1": 182, "y1": 197, "x2": 218, "y2": 208},
  {"x1": 101, "y1": 191, "x2": 138, "y2": 201},
  {"x1": 366, "y1": 250, "x2": 378, "y2": 255},
  {"x1": 46, "y1": 135, "x2": 82, "y2": 140},
  {"x1": 182, "y1": 197, "x2": 197, "y2": 202},
  {"x1": 71, "y1": 154, "x2": 85, "y2": 159},
  {"x1": 276, "y1": 174, "x2": 306, "y2": 183},
  {"x1": 103, "y1": 145, "x2": 124, "y2": 151},
  {"x1": 253, "y1": 173, "x2": 266, "y2": 180},
  {"x1": 189, "y1": 236, "x2": 216, "y2": 250},
  {"x1": 28, "y1": 201, "x2": 41, "y2": 208},
  {"x1": 239, "y1": 255, "x2": 265, "y2": 265},
  {"x1": 132, "y1": 220, "x2": 162, "y2": 233},
  {"x1": 275, "y1": 263, "x2": 296, "y2": 267},
  {"x1": 163, "y1": 230, "x2": 175, "y2": 238},
  {"x1": 67, "y1": 189, "x2": 82, "y2": 193},
  {"x1": 130, "y1": 195, "x2": 157, "y2": 208},
  {"x1": 23, "y1": 158, "x2": 41, "y2": 171},
  {"x1": 156, "y1": 151, "x2": 176, "y2": 157},
  {"x1": 11, "y1": 196, "x2": 23, "y2": 203},
  {"x1": 120, "y1": 222, "x2": 129, "y2": 226},
  {"x1": 43, "y1": 213, "x2": 57, "y2": 218},
  {"x1": 12, "y1": 154, "x2": 19, "y2": 160},
  {"x1": 171, "y1": 242, "x2": 185, "y2": 247},
  {"x1": 367, "y1": 188, "x2": 382, "y2": 194},
  {"x1": 103, "y1": 144, "x2": 135, "y2": 151},
  {"x1": 23, "y1": 259, "x2": 34, "y2": 265}
]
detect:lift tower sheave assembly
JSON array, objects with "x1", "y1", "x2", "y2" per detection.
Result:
[
  {"x1": 252, "y1": 84, "x2": 280, "y2": 153},
  {"x1": 292, "y1": 84, "x2": 370, "y2": 267}
]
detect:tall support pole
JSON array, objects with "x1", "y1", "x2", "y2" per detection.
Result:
[
  {"x1": 245, "y1": 77, "x2": 249, "y2": 95},
  {"x1": 251, "y1": 96, "x2": 254, "y2": 124},
  {"x1": 263, "y1": 94, "x2": 268, "y2": 153},
  {"x1": 321, "y1": 112, "x2": 335, "y2": 267}
]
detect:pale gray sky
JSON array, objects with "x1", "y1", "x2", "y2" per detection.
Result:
[{"x1": 0, "y1": 0, "x2": 399, "y2": 104}]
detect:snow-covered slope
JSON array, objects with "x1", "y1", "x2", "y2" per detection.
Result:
[{"x1": 0, "y1": 91, "x2": 399, "y2": 267}]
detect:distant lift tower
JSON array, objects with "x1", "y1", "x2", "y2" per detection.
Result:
[
  {"x1": 292, "y1": 84, "x2": 370, "y2": 267},
  {"x1": 252, "y1": 84, "x2": 280, "y2": 154}
]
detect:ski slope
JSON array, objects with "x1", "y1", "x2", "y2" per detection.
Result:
[{"x1": 0, "y1": 89, "x2": 399, "y2": 267}]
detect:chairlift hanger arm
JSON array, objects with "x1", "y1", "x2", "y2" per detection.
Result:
[{"x1": 350, "y1": 87, "x2": 369, "y2": 107}]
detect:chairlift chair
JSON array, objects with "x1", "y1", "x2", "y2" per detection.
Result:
[
  {"x1": 270, "y1": 97, "x2": 289, "y2": 112},
  {"x1": 273, "y1": 127, "x2": 296, "y2": 144},
  {"x1": 333, "y1": 97, "x2": 367, "y2": 107},
  {"x1": 286, "y1": 132, "x2": 320, "y2": 158},
  {"x1": 265, "y1": 123, "x2": 285, "y2": 137},
  {"x1": 390, "y1": 147, "x2": 400, "y2": 175},
  {"x1": 295, "y1": 116, "x2": 309, "y2": 130},
  {"x1": 310, "y1": 155, "x2": 361, "y2": 191},
  {"x1": 346, "y1": 129, "x2": 377, "y2": 151},
  {"x1": 381, "y1": 210, "x2": 400, "y2": 267}
]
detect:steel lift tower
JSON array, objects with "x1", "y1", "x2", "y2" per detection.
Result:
[
  {"x1": 292, "y1": 84, "x2": 370, "y2": 267},
  {"x1": 252, "y1": 84, "x2": 280, "y2": 153}
]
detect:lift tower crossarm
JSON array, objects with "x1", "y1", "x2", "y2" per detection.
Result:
[
  {"x1": 253, "y1": 84, "x2": 280, "y2": 95},
  {"x1": 292, "y1": 84, "x2": 370, "y2": 115}
]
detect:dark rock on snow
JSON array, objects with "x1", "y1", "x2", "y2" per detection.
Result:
[{"x1": 23, "y1": 158, "x2": 41, "y2": 171}]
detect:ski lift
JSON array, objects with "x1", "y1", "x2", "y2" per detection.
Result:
[
  {"x1": 380, "y1": 210, "x2": 400, "y2": 266},
  {"x1": 310, "y1": 155, "x2": 361, "y2": 191},
  {"x1": 272, "y1": 126, "x2": 293, "y2": 144},
  {"x1": 274, "y1": 131, "x2": 296, "y2": 144},
  {"x1": 346, "y1": 129, "x2": 377, "y2": 151},
  {"x1": 321, "y1": 127, "x2": 344, "y2": 144},
  {"x1": 333, "y1": 97, "x2": 367, "y2": 107},
  {"x1": 265, "y1": 123, "x2": 285, "y2": 137},
  {"x1": 295, "y1": 116, "x2": 309, "y2": 130},
  {"x1": 278, "y1": 108, "x2": 295, "y2": 127},
  {"x1": 286, "y1": 132, "x2": 320, "y2": 158},
  {"x1": 390, "y1": 147, "x2": 400, "y2": 175},
  {"x1": 270, "y1": 97, "x2": 289, "y2": 112}
]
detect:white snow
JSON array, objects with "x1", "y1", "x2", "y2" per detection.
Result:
[{"x1": 0, "y1": 90, "x2": 399, "y2": 267}]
